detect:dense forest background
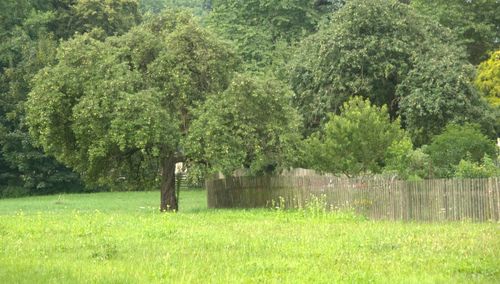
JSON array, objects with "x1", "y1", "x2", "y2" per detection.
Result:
[{"x1": 0, "y1": 0, "x2": 499, "y2": 199}]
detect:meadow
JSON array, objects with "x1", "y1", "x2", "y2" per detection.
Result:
[{"x1": 0, "y1": 190, "x2": 499, "y2": 283}]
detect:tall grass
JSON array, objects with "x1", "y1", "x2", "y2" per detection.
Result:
[{"x1": 0, "y1": 190, "x2": 498, "y2": 283}]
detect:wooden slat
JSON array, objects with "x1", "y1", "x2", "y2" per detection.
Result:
[{"x1": 205, "y1": 174, "x2": 500, "y2": 222}]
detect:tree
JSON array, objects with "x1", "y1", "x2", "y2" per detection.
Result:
[
  {"x1": 303, "y1": 97, "x2": 405, "y2": 177},
  {"x1": 411, "y1": 0, "x2": 500, "y2": 65},
  {"x1": 0, "y1": 0, "x2": 144, "y2": 198},
  {"x1": 185, "y1": 73, "x2": 302, "y2": 175},
  {"x1": 0, "y1": 123, "x2": 20, "y2": 197},
  {"x1": 69, "y1": 0, "x2": 141, "y2": 36},
  {"x1": 26, "y1": 12, "x2": 238, "y2": 211},
  {"x1": 207, "y1": 0, "x2": 331, "y2": 70},
  {"x1": 46, "y1": 0, "x2": 141, "y2": 39},
  {"x1": 476, "y1": 50, "x2": 500, "y2": 107},
  {"x1": 138, "y1": 0, "x2": 209, "y2": 16},
  {"x1": 426, "y1": 124, "x2": 496, "y2": 178},
  {"x1": 0, "y1": 2, "x2": 73, "y2": 197},
  {"x1": 396, "y1": 47, "x2": 488, "y2": 145},
  {"x1": 287, "y1": 0, "x2": 489, "y2": 144}
]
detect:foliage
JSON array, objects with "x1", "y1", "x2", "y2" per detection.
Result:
[
  {"x1": 0, "y1": 0, "x2": 141, "y2": 73},
  {"x1": 383, "y1": 137, "x2": 431, "y2": 180},
  {"x1": 0, "y1": 186, "x2": 30, "y2": 199},
  {"x1": 0, "y1": 129, "x2": 86, "y2": 197},
  {"x1": 454, "y1": 154, "x2": 499, "y2": 179},
  {"x1": 396, "y1": 48, "x2": 488, "y2": 145},
  {"x1": 287, "y1": 0, "x2": 486, "y2": 142},
  {"x1": 476, "y1": 50, "x2": 500, "y2": 107},
  {"x1": 26, "y1": 11, "x2": 238, "y2": 198},
  {"x1": 1, "y1": 49, "x2": 83, "y2": 196},
  {"x1": 68, "y1": 0, "x2": 142, "y2": 36},
  {"x1": 207, "y1": 0, "x2": 332, "y2": 70},
  {"x1": 0, "y1": 190, "x2": 499, "y2": 283},
  {"x1": 0, "y1": 0, "x2": 40, "y2": 38},
  {"x1": 139, "y1": 0, "x2": 209, "y2": 16},
  {"x1": 303, "y1": 97, "x2": 404, "y2": 176},
  {"x1": 0, "y1": 0, "x2": 101, "y2": 197},
  {"x1": 185, "y1": 73, "x2": 302, "y2": 175},
  {"x1": 28, "y1": 0, "x2": 142, "y2": 40},
  {"x1": 426, "y1": 124, "x2": 496, "y2": 178},
  {"x1": 411, "y1": 0, "x2": 500, "y2": 65},
  {"x1": 210, "y1": 0, "x2": 321, "y2": 42}
]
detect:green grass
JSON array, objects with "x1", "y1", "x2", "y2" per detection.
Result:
[
  {"x1": 0, "y1": 190, "x2": 499, "y2": 283},
  {"x1": 0, "y1": 190, "x2": 206, "y2": 215}
]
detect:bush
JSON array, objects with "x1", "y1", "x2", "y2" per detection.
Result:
[
  {"x1": 0, "y1": 186, "x2": 30, "y2": 199},
  {"x1": 303, "y1": 97, "x2": 404, "y2": 176},
  {"x1": 454, "y1": 154, "x2": 499, "y2": 178},
  {"x1": 384, "y1": 137, "x2": 432, "y2": 180},
  {"x1": 426, "y1": 123, "x2": 496, "y2": 178}
]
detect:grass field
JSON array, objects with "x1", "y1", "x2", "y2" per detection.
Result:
[{"x1": 0, "y1": 190, "x2": 499, "y2": 283}]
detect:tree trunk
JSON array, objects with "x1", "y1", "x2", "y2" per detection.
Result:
[{"x1": 160, "y1": 155, "x2": 178, "y2": 212}]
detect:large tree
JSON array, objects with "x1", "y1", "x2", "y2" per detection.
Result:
[
  {"x1": 207, "y1": 0, "x2": 339, "y2": 70},
  {"x1": 411, "y1": 0, "x2": 499, "y2": 65},
  {"x1": 26, "y1": 12, "x2": 238, "y2": 211},
  {"x1": 396, "y1": 47, "x2": 492, "y2": 145},
  {"x1": 287, "y1": 0, "x2": 489, "y2": 144}
]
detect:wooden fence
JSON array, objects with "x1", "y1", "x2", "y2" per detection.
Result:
[{"x1": 205, "y1": 175, "x2": 500, "y2": 222}]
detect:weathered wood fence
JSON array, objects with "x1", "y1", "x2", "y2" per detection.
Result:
[{"x1": 206, "y1": 176, "x2": 500, "y2": 222}]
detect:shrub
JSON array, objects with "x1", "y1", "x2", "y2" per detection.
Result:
[
  {"x1": 303, "y1": 97, "x2": 404, "y2": 176},
  {"x1": 384, "y1": 137, "x2": 432, "y2": 179},
  {"x1": 0, "y1": 186, "x2": 30, "y2": 199},
  {"x1": 454, "y1": 154, "x2": 499, "y2": 178},
  {"x1": 426, "y1": 123, "x2": 496, "y2": 178}
]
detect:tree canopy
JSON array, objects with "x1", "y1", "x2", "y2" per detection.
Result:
[
  {"x1": 139, "y1": 0, "x2": 209, "y2": 15},
  {"x1": 0, "y1": 0, "x2": 143, "y2": 196},
  {"x1": 207, "y1": 0, "x2": 336, "y2": 70},
  {"x1": 26, "y1": 12, "x2": 238, "y2": 210},
  {"x1": 411, "y1": 0, "x2": 499, "y2": 65},
  {"x1": 185, "y1": 73, "x2": 302, "y2": 176},
  {"x1": 476, "y1": 50, "x2": 500, "y2": 107},
  {"x1": 288, "y1": 0, "x2": 490, "y2": 144},
  {"x1": 396, "y1": 47, "x2": 489, "y2": 145}
]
